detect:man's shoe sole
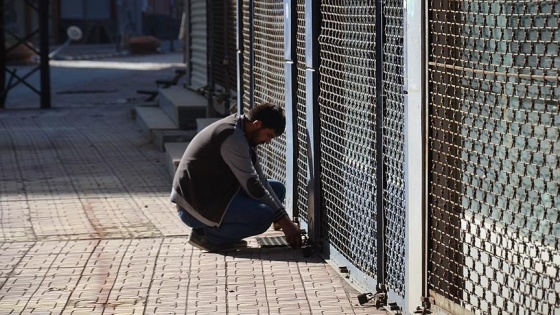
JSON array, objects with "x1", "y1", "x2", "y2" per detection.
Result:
[{"x1": 188, "y1": 238, "x2": 248, "y2": 252}]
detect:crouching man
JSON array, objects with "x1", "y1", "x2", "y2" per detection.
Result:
[{"x1": 170, "y1": 103, "x2": 302, "y2": 252}]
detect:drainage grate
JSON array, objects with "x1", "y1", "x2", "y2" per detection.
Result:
[{"x1": 256, "y1": 235, "x2": 288, "y2": 247}]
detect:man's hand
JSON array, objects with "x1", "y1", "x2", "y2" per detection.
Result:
[{"x1": 275, "y1": 216, "x2": 302, "y2": 248}]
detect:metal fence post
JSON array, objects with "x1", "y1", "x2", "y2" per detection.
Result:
[
  {"x1": 284, "y1": 0, "x2": 299, "y2": 220},
  {"x1": 404, "y1": 0, "x2": 426, "y2": 313},
  {"x1": 305, "y1": 0, "x2": 321, "y2": 243},
  {"x1": 375, "y1": 0, "x2": 386, "y2": 285},
  {"x1": 0, "y1": 0, "x2": 5, "y2": 109},
  {"x1": 248, "y1": 0, "x2": 254, "y2": 109},
  {"x1": 236, "y1": 0, "x2": 243, "y2": 115}
]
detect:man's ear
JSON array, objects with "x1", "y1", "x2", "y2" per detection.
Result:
[{"x1": 252, "y1": 120, "x2": 263, "y2": 129}]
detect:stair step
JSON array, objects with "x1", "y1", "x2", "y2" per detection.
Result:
[
  {"x1": 164, "y1": 142, "x2": 189, "y2": 179},
  {"x1": 159, "y1": 86, "x2": 207, "y2": 130},
  {"x1": 135, "y1": 106, "x2": 177, "y2": 140},
  {"x1": 152, "y1": 129, "x2": 197, "y2": 152}
]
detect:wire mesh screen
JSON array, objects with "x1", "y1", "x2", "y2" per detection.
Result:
[
  {"x1": 296, "y1": 0, "x2": 309, "y2": 221},
  {"x1": 383, "y1": 0, "x2": 406, "y2": 298},
  {"x1": 318, "y1": 1, "x2": 378, "y2": 277},
  {"x1": 252, "y1": 1, "x2": 287, "y2": 183},
  {"x1": 428, "y1": 1, "x2": 559, "y2": 314},
  {"x1": 241, "y1": 0, "x2": 251, "y2": 112}
]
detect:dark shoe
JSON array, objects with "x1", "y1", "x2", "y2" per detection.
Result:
[{"x1": 188, "y1": 229, "x2": 247, "y2": 252}]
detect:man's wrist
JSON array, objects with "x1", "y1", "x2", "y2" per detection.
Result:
[{"x1": 272, "y1": 207, "x2": 288, "y2": 222}]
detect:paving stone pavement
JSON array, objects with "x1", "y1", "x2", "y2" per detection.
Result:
[{"x1": 0, "y1": 53, "x2": 388, "y2": 315}]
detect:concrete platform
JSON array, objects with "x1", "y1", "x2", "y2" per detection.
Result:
[{"x1": 159, "y1": 86, "x2": 207, "y2": 130}]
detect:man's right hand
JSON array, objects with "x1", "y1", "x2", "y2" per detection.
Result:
[{"x1": 275, "y1": 216, "x2": 302, "y2": 248}]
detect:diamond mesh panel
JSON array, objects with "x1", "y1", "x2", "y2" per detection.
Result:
[
  {"x1": 296, "y1": 0, "x2": 309, "y2": 221},
  {"x1": 383, "y1": 0, "x2": 406, "y2": 297},
  {"x1": 253, "y1": 0, "x2": 287, "y2": 183},
  {"x1": 318, "y1": 1, "x2": 378, "y2": 277},
  {"x1": 428, "y1": 1, "x2": 559, "y2": 314}
]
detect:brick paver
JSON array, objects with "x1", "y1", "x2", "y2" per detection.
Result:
[{"x1": 0, "y1": 53, "x2": 387, "y2": 314}]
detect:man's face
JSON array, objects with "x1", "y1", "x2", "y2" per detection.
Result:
[{"x1": 249, "y1": 126, "x2": 277, "y2": 146}]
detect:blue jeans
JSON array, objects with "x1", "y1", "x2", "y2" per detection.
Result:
[{"x1": 178, "y1": 180, "x2": 285, "y2": 245}]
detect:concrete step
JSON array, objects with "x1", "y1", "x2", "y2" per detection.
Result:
[
  {"x1": 196, "y1": 117, "x2": 221, "y2": 133},
  {"x1": 159, "y1": 86, "x2": 207, "y2": 130},
  {"x1": 152, "y1": 129, "x2": 197, "y2": 152},
  {"x1": 134, "y1": 106, "x2": 178, "y2": 141},
  {"x1": 164, "y1": 142, "x2": 189, "y2": 179}
]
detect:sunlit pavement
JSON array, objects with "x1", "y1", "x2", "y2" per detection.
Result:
[{"x1": 0, "y1": 53, "x2": 387, "y2": 314}]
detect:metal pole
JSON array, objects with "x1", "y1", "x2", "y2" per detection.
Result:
[
  {"x1": 236, "y1": 0, "x2": 243, "y2": 115},
  {"x1": 0, "y1": 0, "x2": 6, "y2": 108},
  {"x1": 206, "y1": 0, "x2": 214, "y2": 117},
  {"x1": 305, "y1": 0, "x2": 321, "y2": 243},
  {"x1": 248, "y1": 0, "x2": 254, "y2": 109},
  {"x1": 39, "y1": 0, "x2": 51, "y2": 109},
  {"x1": 375, "y1": 0, "x2": 386, "y2": 285},
  {"x1": 284, "y1": 0, "x2": 298, "y2": 221},
  {"x1": 222, "y1": 0, "x2": 229, "y2": 114}
]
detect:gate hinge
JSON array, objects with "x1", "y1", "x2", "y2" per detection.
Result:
[{"x1": 414, "y1": 297, "x2": 433, "y2": 314}]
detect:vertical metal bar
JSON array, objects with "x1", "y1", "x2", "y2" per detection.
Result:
[
  {"x1": 184, "y1": 0, "x2": 191, "y2": 82},
  {"x1": 304, "y1": 0, "x2": 321, "y2": 243},
  {"x1": 236, "y1": 0, "x2": 243, "y2": 115},
  {"x1": 404, "y1": 0, "x2": 426, "y2": 312},
  {"x1": 248, "y1": 0, "x2": 254, "y2": 109},
  {"x1": 38, "y1": 0, "x2": 51, "y2": 109},
  {"x1": 206, "y1": 0, "x2": 214, "y2": 117},
  {"x1": 0, "y1": 0, "x2": 6, "y2": 109},
  {"x1": 284, "y1": 0, "x2": 298, "y2": 220},
  {"x1": 375, "y1": 0, "x2": 385, "y2": 285},
  {"x1": 421, "y1": 0, "x2": 430, "y2": 302},
  {"x1": 222, "y1": 0, "x2": 230, "y2": 113}
]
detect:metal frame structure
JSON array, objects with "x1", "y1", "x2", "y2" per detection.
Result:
[{"x1": 0, "y1": 0, "x2": 51, "y2": 109}]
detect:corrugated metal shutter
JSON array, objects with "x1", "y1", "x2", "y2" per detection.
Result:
[
  {"x1": 3, "y1": 1, "x2": 25, "y2": 34},
  {"x1": 60, "y1": 0, "x2": 111, "y2": 20},
  {"x1": 85, "y1": 0, "x2": 111, "y2": 20},
  {"x1": 60, "y1": 0, "x2": 84, "y2": 19},
  {"x1": 190, "y1": 0, "x2": 207, "y2": 89}
]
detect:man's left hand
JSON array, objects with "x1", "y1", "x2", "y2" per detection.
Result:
[{"x1": 275, "y1": 216, "x2": 302, "y2": 248}]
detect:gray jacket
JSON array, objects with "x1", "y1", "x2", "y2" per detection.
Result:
[{"x1": 170, "y1": 114, "x2": 288, "y2": 227}]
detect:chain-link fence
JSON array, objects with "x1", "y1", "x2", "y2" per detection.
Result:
[
  {"x1": 428, "y1": 1, "x2": 559, "y2": 314},
  {"x1": 296, "y1": 0, "x2": 309, "y2": 221},
  {"x1": 251, "y1": 0, "x2": 287, "y2": 183},
  {"x1": 318, "y1": 0, "x2": 379, "y2": 278},
  {"x1": 232, "y1": 0, "x2": 559, "y2": 313},
  {"x1": 383, "y1": 0, "x2": 406, "y2": 298}
]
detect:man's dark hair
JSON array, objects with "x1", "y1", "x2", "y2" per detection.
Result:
[{"x1": 247, "y1": 103, "x2": 286, "y2": 136}]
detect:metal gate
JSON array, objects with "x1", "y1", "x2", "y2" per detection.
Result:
[
  {"x1": 239, "y1": 0, "x2": 288, "y2": 187},
  {"x1": 232, "y1": 0, "x2": 559, "y2": 314},
  {"x1": 238, "y1": 0, "x2": 410, "y2": 309},
  {"x1": 428, "y1": 1, "x2": 559, "y2": 314},
  {"x1": 315, "y1": 0, "x2": 407, "y2": 304}
]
